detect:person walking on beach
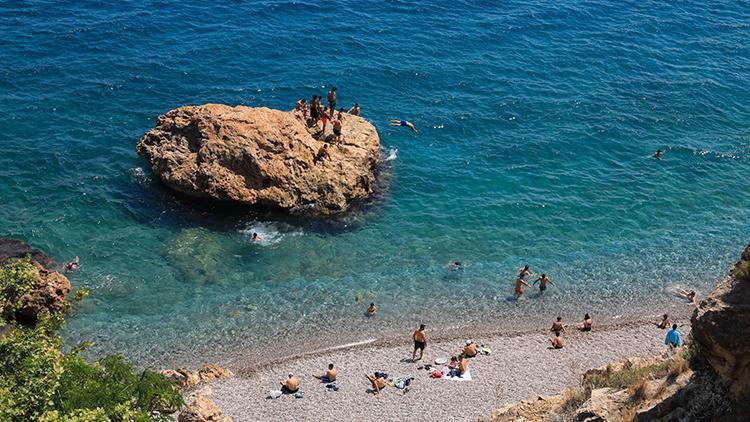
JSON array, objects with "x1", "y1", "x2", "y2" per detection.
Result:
[
  {"x1": 313, "y1": 363, "x2": 337, "y2": 383},
  {"x1": 550, "y1": 316, "x2": 566, "y2": 336},
  {"x1": 652, "y1": 313, "x2": 670, "y2": 329},
  {"x1": 348, "y1": 103, "x2": 360, "y2": 116},
  {"x1": 280, "y1": 373, "x2": 300, "y2": 393},
  {"x1": 390, "y1": 119, "x2": 417, "y2": 132},
  {"x1": 577, "y1": 313, "x2": 593, "y2": 331},
  {"x1": 533, "y1": 273, "x2": 555, "y2": 296},
  {"x1": 665, "y1": 324, "x2": 682, "y2": 350},
  {"x1": 412, "y1": 324, "x2": 427, "y2": 361},
  {"x1": 550, "y1": 332, "x2": 564, "y2": 349},
  {"x1": 327, "y1": 87, "x2": 337, "y2": 117}
]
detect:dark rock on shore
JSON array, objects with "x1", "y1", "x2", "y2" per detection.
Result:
[
  {"x1": 136, "y1": 104, "x2": 381, "y2": 216},
  {"x1": 0, "y1": 238, "x2": 56, "y2": 268}
]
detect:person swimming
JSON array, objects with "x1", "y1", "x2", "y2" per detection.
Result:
[
  {"x1": 251, "y1": 232, "x2": 263, "y2": 243},
  {"x1": 64, "y1": 256, "x2": 79, "y2": 272},
  {"x1": 389, "y1": 119, "x2": 417, "y2": 132},
  {"x1": 654, "y1": 149, "x2": 664, "y2": 159},
  {"x1": 676, "y1": 288, "x2": 697, "y2": 305},
  {"x1": 448, "y1": 261, "x2": 463, "y2": 271}
]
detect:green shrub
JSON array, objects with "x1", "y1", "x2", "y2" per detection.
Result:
[
  {"x1": 733, "y1": 260, "x2": 750, "y2": 282},
  {"x1": 0, "y1": 258, "x2": 38, "y2": 319}
]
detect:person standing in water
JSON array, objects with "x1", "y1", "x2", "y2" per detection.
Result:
[
  {"x1": 389, "y1": 119, "x2": 417, "y2": 132},
  {"x1": 532, "y1": 273, "x2": 556, "y2": 295},
  {"x1": 367, "y1": 302, "x2": 377, "y2": 316},
  {"x1": 514, "y1": 265, "x2": 534, "y2": 298},
  {"x1": 412, "y1": 324, "x2": 427, "y2": 361}
]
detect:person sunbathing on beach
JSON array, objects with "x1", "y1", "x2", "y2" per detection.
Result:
[
  {"x1": 577, "y1": 313, "x2": 593, "y2": 331},
  {"x1": 533, "y1": 273, "x2": 555, "y2": 295},
  {"x1": 450, "y1": 353, "x2": 469, "y2": 377},
  {"x1": 676, "y1": 288, "x2": 697, "y2": 305},
  {"x1": 280, "y1": 373, "x2": 300, "y2": 393},
  {"x1": 448, "y1": 356, "x2": 458, "y2": 370},
  {"x1": 64, "y1": 256, "x2": 79, "y2": 272},
  {"x1": 550, "y1": 333, "x2": 564, "y2": 349},
  {"x1": 348, "y1": 103, "x2": 360, "y2": 116},
  {"x1": 389, "y1": 119, "x2": 417, "y2": 132},
  {"x1": 550, "y1": 316, "x2": 566, "y2": 335},
  {"x1": 365, "y1": 372, "x2": 386, "y2": 397},
  {"x1": 313, "y1": 363, "x2": 337, "y2": 383},
  {"x1": 412, "y1": 324, "x2": 427, "y2": 361},
  {"x1": 652, "y1": 313, "x2": 670, "y2": 329},
  {"x1": 367, "y1": 302, "x2": 377, "y2": 316},
  {"x1": 464, "y1": 339, "x2": 478, "y2": 357}
]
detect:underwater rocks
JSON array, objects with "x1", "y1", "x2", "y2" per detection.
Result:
[{"x1": 136, "y1": 104, "x2": 381, "y2": 216}]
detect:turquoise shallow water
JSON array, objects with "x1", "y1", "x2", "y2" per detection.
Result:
[{"x1": 1, "y1": 0, "x2": 749, "y2": 367}]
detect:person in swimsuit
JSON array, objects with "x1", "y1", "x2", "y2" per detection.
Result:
[
  {"x1": 412, "y1": 324, "x2": 427, "y2": 361},
  {"x1": 309, "y1": 95, "x2": 320, "y2": 126},
  {"x1": 676, "y1": 288, "x2": 697, "y2": 305},
  {"x1": 463, "y1": 339, "x2": 478, "y2": 358},
  {"x1": 251, "y1": 232, "x2": 263, "y2": 243},
  {"x1": 365, "y1": 372, "x2": 386, "y2": 397},
  {"x1": 367, "y1": 302, "x2": 377, "y2": 316},
  {"x1": 64, "y1": 256, "x2": 79, "y2": 272},
  {"x1": 348, "y1": 103, "x2": 360, "y2": 116},
  {"x1": 578, "y1": 313, "x2": 593, "y2": 331},
  {"x1": 327, "y1": 87, "x2": 337, "y2": 117},
  {"x1": 280, "y1": 373, "x2": 300, "y2": 393},
  {"x1": 448, "y1": 261, "x2": 463, "y2": 271},
  {"x1": 533, "y1": 273, "x2": 555, "y2": 295},
  {"x1": 389, "y1": 119, "x2": 417, "y2": 132},
  {"x1": 337, "y1": 107, "x2": 345, "y2": 120},
  {"x1": 313, "y1": 363, "x2": 337, "y2": 383},
  {"x1": 550, "y1": 316, "x2": 566, "y2": 336},
  {"x1": 652, "y1": 313, "x2": 670, "y2": 329},
  {"x1": 333, "y1": 118, "x2": 343, "y2": 142},
  {"x1": 654, "y1": 149, "x2": 664, "y2": 159},
  {"x1": 550, "y1": 332, "x2": 564, "y2": 349},
  {"x1": 295, "y1": 99, "x2": 307, "y2": 119},
  {"x1": 314, "y1": 144, "x2": 330, "y2": 164}
]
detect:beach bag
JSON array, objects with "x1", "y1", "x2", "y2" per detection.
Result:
[
  {"x1": 430, "y1": 370, "x2": 443, "y2": 378},
  {"x1": 269, "y1": 390, "x2": 282, "y2": 399}
]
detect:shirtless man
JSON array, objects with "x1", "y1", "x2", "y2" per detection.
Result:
[
  {"x1": 365, "y1": 372, "x2": 386, "y2": 397},
  {"x1": 333, "y1": 118, "x2": 343, "y2": 142},
  {"x1": 677, "y1": 288, "x2": 697, "y2": 305},
  {"x1": 337, "y1": 107, "x2": 345, "y2": 120},
  {"x1": 64, "y1": 256, "x2": 79, "y2": 272},
  {"x1": 652, "y1": 313, "x2": 670, "y2": 329},
  {"x1": 550, "y1": 316, "x2": 566, "y2": 336},
  {"x1": 463, "y1": 339, "x2": 478, "y2": 358},
  {"x1": 389, "y1": 119, "x2": 417, "y2": 132},
  {"x1": 327, "y1": 87, "x2": 337, "y2": 117},
  {"x1": 348, "y1": 103, "x2": 360, "y2": 116},
  {"x1": 251, "y1": 233, "x2": 263, "y2": 243},
  {"x1": 412, "y1": 324, "x2": 427, "y2": 361},
  {"x1": 295, "y1": 99, "x2": 307, "y2": 119},
  {"x1": 578, "y1": 313, "x2": 593, "y2": 331},
  {"x1": 313, "y1": 363, "x2": 337, "y2": 383},
  {"x1": 533, "y1": 273, "x2": 556, "y2": 295},
  {"x1": 280, "y1": 373, "x2": 300, "y2": 393},
  {"x1": 314, "y1": 144, "x2": 330, "y2": 164},
  {"x1": 550, "y1": 333, "x2": 564, "y2": 349},
  {"x1": 448, "y1": 261, "x2": 463, "y2": 271},
  {"x1": 452, "y1": 353, "x2": 469, "y2": 377},
  {"x1": 367, "y1": 302, "x2": 377, "y2": 316},
  {"x1": 309, "y1": 95, "x2": 320, "y2": 126}
]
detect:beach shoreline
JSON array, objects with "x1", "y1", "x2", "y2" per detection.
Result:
[{"x1": 206, "y1": 311, "x2": 694, "y2": 421}]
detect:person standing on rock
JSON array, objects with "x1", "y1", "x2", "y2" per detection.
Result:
[
  {"x1": 333, "y1": 118, "x2": 343, "y2": 143},
  {"x1": 412, "y1": 324, "x2": 427, "y2": 361},
  {"x1": 327, "y1": 87, "x2": 337, "y2": 118},
  {"x1": 309, "y1": 95, "x2": 320, "y2": 126}
]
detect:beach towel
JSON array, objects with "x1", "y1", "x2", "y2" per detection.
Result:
[{"x1": 444, "y1": 371, "x2": 472, "y2": 381}]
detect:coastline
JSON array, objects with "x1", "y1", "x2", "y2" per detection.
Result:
[{"x1": 207, "y1": 313, "x2": 694, "y2": 421}]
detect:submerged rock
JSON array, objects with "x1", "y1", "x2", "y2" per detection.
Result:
[
  {"x1": 136, "y1": 104, "x2": 381, "y2": 216},
  {"x1": 691, "y1": 243, "x2": 750, "y2": 410}
]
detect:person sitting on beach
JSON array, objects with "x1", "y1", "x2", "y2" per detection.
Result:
[
  {"x1": 652, "y1": 313, "x2": 670, "y2": 329},
  {"x1": 448, "y1": 356, "x2": 458, "y2": 370},
  {"x1": 676, "y1": 288, "x2": 698, "y2": 305},
  {"x1": 412, "y1": 324, "x2": 427, "y2": 361},
  {"x1": 64, "y1": 256, "x2": 79, "y2": 272},
  {"x1": 281, "y1": 373, "x2": 300, "y2": 393},
  {"x1": 665, "y1": 324, "x2": 682, "y2": 350},
  {"x1": 463, "y1": 339, "x2": 478, "y2": 358},
  {"x1": 577, "y1": 313, "x2": 593, "y2": 331},
  {"x1": 365, "y1": 372, "x2": 386, "y2": 397},
  {"x1": 367, "y1": 302, "x2": 377, "y2": 316},
  {"x1": 450, "y1": 353, "x2": 469, "y2": 377},
  {"x1": 389, "y1": 119, "x2": 417, "y2": 132},
  {"x1": 532, "y1": 273, "x2": 555, "y2": 295},
  {"x1": 348, "y1": 103, "x2": 360, "y2": 116},
  {"x1": 313, "y1": 363, "x2": 337, "y2": 383},
  {"x1": 550, "y1": 333, "x2": 564, "y2": 349},
  {"x1": 550, "y1": 316, "x2": 566, "y2": 336},
  {"x1": 314, "y1": 144, "x2": 330, "y2": 164},
  {"x1": 333, "y1": 118, "x2": 343, "y2": 142},
  {"x1": 295, "y1": 99, "x2": 307, "y2": 118},
  {"x1": 327, "y1": 87, "x2": 337, "y2": 117}
]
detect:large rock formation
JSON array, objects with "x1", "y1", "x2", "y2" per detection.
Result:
[
  {"x1": 0, "y1": 238, "x2": 71, "y2": 323},
  {"x1": 160, "y1": 364, "x2": 234, "y2": 389},
  {"x1": 136, "y1": 104, "x2": 381, "y2": 216},
  {"x1": 691, "y1": 243, "x2": 750, "y2": 409}
]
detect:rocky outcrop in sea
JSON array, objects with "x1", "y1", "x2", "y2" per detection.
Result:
[{"x1": 136, "y1": 104, "x2": 381, "y2": 216}]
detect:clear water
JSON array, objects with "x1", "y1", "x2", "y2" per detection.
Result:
[{"x1": 1, "y1": 0, "x2": 749, "y2": 368}]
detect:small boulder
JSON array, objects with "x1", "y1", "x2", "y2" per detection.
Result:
[
  {"x1": 178, "y1": 396, "x2": 231, "y2": 422},
  {"x1": 575, "y1": 388, "x2": 629, "y2": 422}
]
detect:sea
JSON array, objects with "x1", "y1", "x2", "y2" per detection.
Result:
[{"x1": 1, "y1": 0, "x2": 749, "y2": 368}]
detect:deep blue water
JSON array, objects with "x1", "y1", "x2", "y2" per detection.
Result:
[{"x1": 1, "y1": 0, "x2": 749, "y2": 367}]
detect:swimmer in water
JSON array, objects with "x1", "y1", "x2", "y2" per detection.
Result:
[
  {"x1": 251, "y1": 232, "x2": 263, "y2": 243},
  {"x1": 532, "y1": 273, "x2": 556, "y2": 296},
  {"x1": 64, "y1": 256, "x2": 79, "y2": 272},
  {"x1": 367, "y1": 302, "x2": 377, "y2": 316},
  {"x1": 676, "y1": 288, "x2": 697, "y2": 305},
  {"x1": 518, "y1": 265, "x2": 534, "y2": 279},
  {"x1": 514, "y1": 276, "x2": 533, "y2": 299},
  {"x1": 389, "y1": 119, "x2": 417, "y2": 132},
  {"x1": 448, "y1": 261, "x2": 463, "y2": 271},
  {"x1": 654, "y1": 149, "x2": 664, "y2": 159}
]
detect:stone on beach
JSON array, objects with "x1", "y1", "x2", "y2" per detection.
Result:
[
  {"x1": 136, "y1": 104, "x2": 381, "y2": 216},
  {"x1": 160, "y1": 363, "x2": 234, "y2": 389}
]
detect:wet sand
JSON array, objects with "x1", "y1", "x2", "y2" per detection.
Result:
[{"x1": 207, "y1": 315, "x2": 692, "y2": 422}]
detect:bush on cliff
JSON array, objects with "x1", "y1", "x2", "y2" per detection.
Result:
[
  {"x1": 0, "y1": 260, "x2": 184, "y2": 421},
  {"x1": 0, "y1": 258, "x2": 38, "y2": 321}
]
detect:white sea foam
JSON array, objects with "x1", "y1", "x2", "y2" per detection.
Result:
[
  {"x1": 240, "y1": 221, "x2": 303, "y2": 246},
  {"x1": 384, "y1": 148, "x2": 398, "y2": 162}
]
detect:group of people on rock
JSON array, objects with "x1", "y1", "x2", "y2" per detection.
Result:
[{"x1": 294, "y1": 87, "x2": 362, "y2": 144}]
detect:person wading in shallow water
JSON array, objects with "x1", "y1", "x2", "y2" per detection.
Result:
[
  {"x1": 533, "y1": 273, "x2": 556, "y2": 296},
  {"x1": 412, "y1": 324, "x2": 427, "y2": 361}
]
